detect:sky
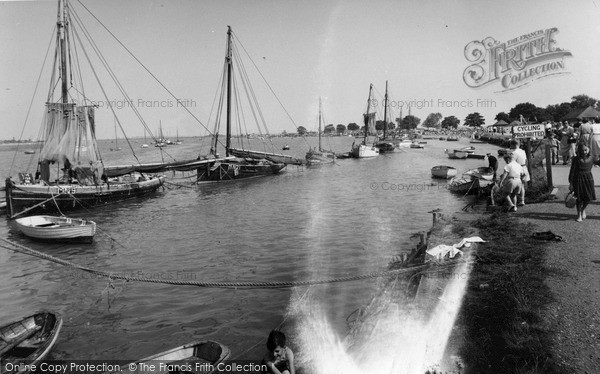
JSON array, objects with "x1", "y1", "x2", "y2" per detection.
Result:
[{"x1": 1, "y1": 0, "x2": 599, "y2": 140}]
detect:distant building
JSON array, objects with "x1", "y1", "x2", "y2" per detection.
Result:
[{"x1": 561, "y1": 106, "x2": 600, "y2": 123}]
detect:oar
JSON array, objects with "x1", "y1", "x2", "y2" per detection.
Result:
[{"x1": 0, "y1": 325, "x2": 41, "y2": 357}]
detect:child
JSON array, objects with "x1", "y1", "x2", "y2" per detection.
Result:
[{"x1": 262, "y1": 330, "x2": 295, "y2": 374}]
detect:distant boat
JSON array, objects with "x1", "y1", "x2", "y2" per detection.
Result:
[
  {"x1": 431, "y1": 165, "x2": 457, "y2": 179},
  {"x1": 23, "y1": 150, "x2": 36, "y2": 155},
  {"x1": 410, "y1": 142, "x2": 424, "y2": 149},
  {"x1": 116, "y1": 340, "x2": 230, "y2": 374},
  {"x1": 141, "y1": 127, "x2": 149, "y2": 148},
  {"x1": 350, "y1": 84, "x2": 380, "y2": 158},
  {"x1": 445, "y1": 149, "x2": 468, "y2": 159},
  {"x1": 282, "y1": 144, "x2": 290, "y2": 150},
  {"x1": 175, "y1": 129, "x2": 183, "y2": 145},
  {"x1": 111, "y1": 118, "x2": 122, "y2": 151},
  {"x1": 0, "y1": 311, "x2": 63, "y2": 373},
  {"x1": 447, "y1": 135, "x2": 459, "y2": 141},
  {"x1": 306, "y1": 98, "x2": 336, "y2": 166},
  {"x1": 15, "y1": 215, "x2": 96, "y2": 243},
  {"x1": 374, "y1": 81, "x2": 396, "y2": 153}
]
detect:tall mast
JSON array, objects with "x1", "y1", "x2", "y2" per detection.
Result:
[
  {"x1": 225, "y1": 26, "x2": 233, "y2": 157},
  {"x1": 57, "y1": 0, "x2": 69, "y2": 104},
  {"x1": 383, "y1": 80, "x2": 388, "y2": 139},
  {"x1": 363, "y1": 84, "x2": 373, "y2": 145},
  {"x1": 318, "y1": 97, "x2": 322, "y2": 151}
]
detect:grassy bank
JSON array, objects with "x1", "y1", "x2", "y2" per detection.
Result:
[{"x1": 454, "y1": 213, "x2": 566, "y2": 374}]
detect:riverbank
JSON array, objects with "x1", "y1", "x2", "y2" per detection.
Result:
[{"x1": 447, "y1": 159, "x2": 600, "y2": 372}]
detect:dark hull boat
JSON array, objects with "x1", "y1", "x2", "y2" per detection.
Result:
[
  {"x1": 196, "y1": 27, "x2": 294, "y2": 182},
  {"x1": 197, "y1": 158, "x2": 285, "y2": 183},
  {"x1": 5, "y1": 176, "x2": 163, "y2": 219},
  {"x1": 0, "y1": 311, "x2": 63, "y2": 373},
  {"x1": 306, "y1": 98, "x2": 336, "y2": 166},
  {"x1": 4, "y1": 0, "x2": 165, "y2": 219}
]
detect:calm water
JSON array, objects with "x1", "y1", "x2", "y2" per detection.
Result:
[{"x1": 0, "y1": 136, "x2": 501, "y2": 365}]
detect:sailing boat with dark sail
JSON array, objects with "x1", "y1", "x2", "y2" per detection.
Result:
[
  {"x1": 4, "y1": 0, "x2": 164, "y2": 219},
  {"x1": 374, "y1": 81, "x2": 396, "y2": 153},
  {"x1": 306, "y1": 98, "x2": 336, "y2": 166},
  {"x1": 350, "y1": 84, "x2": 380, "y2": 158},
  {"x1": 196, "y1": 26, "x2": 287, "y2": 182}
]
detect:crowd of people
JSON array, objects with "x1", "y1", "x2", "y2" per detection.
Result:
[{"x1": 490, "y1": 118, "x2": 599, "y2": 220}]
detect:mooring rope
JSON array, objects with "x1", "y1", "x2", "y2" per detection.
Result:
[{"x1": 0, "y1": 237, "x2": 439, "y2": 289}]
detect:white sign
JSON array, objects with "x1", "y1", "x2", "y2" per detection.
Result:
[{"x1": 512, "y1": 124, "x2": 545, "y2": 139}]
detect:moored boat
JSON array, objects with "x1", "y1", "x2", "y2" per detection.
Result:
[
  {"x1": 350, "y1": 84, "x2": 380, "y2": 158},
  {"x1": 197, "y1": 27, "x2": 289, "y2": 182},
  {"x1": 0, "y1": 311, "x2": 63, "y2": 373},
  {"x1": 410, "y1": 142, "x2": 424, "y2": 149},
  {"x1": 15, "y1": 215, "x2": 96, "y2": 243},
  {"x1": 4, "y1": 0, "x2": 166, "y2": 219},
  {"x1": 448, "y1": 167, "x2": 495, "y2": 194},
  {"x1": 431, "y1": 165, "x2": 457, "y2": 179},
  {"x1": 306, "y1": 98, "x2": 336, "y2": 166},
  {"x1": 444, "y1": 149, "x2": 468, "y2": 159},
  {"x1": 116, "y1": 340, "x2": 230, "y2": 374}
]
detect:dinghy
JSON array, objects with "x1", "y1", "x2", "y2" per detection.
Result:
[
  {"x1": 15, "y1": 215, "x2": 96, "y2": 243},
  {"x1": 0, "y1": 311, "x2": 63, "y2": 373},
  {"x1": 117, "y1": 340, "x2": 230, "y2": 374},
  {"x1": 431, "y1": 165, "x2": 457, "y2": 179}
]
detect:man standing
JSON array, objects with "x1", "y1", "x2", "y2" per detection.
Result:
[
  {"x1": 486, "y1": 153, "x2": 498, "y2": 181},
  {"x1": 510, "y1": 139, "x2": 529, "y2": 206}
]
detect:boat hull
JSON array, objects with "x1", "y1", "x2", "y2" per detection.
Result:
[
  {"x1": 5, "y1": 176, "x2": 164, "y2": 219},
  {"x1": 196, "y1": 159, "x2": 285, "y2": 183},
  {"x1": 374, "y1": 142, "x2": 396, "y2": 153},
  {"x1": 351, "y1": 144, "x2": 379, "y2": 158},
  {"x1": 0, "y1": 311, "x2": 62, "y2": 373},
  {"x1": 15, "y1": 215, "x2": 96, "y2": 243},
  {"x1": 431, "y1": 166, "x2": 457, "y2": 179},
  {"x1": 116, "y1": 340, "x2": 230, "y2": 374},
  {"x1": 230, "y1": 148, "x2": 304, "y2": 165}
]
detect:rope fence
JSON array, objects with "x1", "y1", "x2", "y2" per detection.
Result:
[{"x1": 0, "y1": 237, "x2": 466, "y2": 290}]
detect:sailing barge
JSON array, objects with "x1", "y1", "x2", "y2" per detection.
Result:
[{"x1": 4, "y1": 0, "x2": 165, "y2": 219}]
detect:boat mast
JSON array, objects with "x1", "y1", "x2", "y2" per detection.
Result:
[
  {"x1": 57, "y1": 0, "x2": 69, "y2": 105},
  {"x1": 363, "y1": 84, "x2": 373, "y2": 145},
  {"x1": 383, "y1": 80, "x2": 388, "y2": 139},
  {"x1": 225, "y1": 26, "x2": 233, "y2": 157},
  {"x1": 318, "y1": 97, "x2": 322, "y2": 151}
]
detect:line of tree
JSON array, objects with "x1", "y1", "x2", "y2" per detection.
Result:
[{"x1": 295, "y1": 94, "x2": 598, "y2": 135}]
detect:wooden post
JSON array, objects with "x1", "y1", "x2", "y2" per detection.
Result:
[
  {"x1": 545, "y1": 143, "x2": 553, "y2": 190},
  {"x1": 524, "y1": 139, "x2": 533, "y2": 187}
]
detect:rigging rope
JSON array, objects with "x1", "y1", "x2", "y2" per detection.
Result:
[{"x1": 0, "y1": 237, "x2": 456, "y2": 290}]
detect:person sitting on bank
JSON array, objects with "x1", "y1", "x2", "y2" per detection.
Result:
[
  {"x1": 262, "y1": 330, "x2": 295, "y2": 374},
  {"x1": 497, "y1": 153, "x2": 524, "y2": 212}
]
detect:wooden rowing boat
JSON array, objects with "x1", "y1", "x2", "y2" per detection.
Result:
[
  {"x1": 0, "y1": 311, "x2": 63, "y2": 373},
  {"x1": 431, "y1": 165, "x2": 457, "y2": 179},
  {"x1": 117, "y1": 340, "x2": 231, "y2": 374},
  {"x1": 15, "y1": 215, "x2": 96, "y2": 243}
]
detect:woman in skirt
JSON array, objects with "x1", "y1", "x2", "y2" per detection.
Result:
[{"x1": 568, "y1": 144, "x2": 596, "y2": 222}]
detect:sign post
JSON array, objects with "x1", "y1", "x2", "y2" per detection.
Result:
[{"x1": 512, "y1": 124, "x2": 546, "y2": 139}]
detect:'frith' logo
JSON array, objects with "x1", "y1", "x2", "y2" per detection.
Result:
[{"x1": 463, "y1": 28, "x2": 572, "y2": 92}]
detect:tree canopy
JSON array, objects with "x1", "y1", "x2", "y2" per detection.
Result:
[
  {"x1": 348, "y1": 122, "x2": 360, "y2": 131},
  {"x1": 464, "y1": 112, "x2": 485, "y2": 127},
  {"x1": 423, "y1": 112, "x2": 443, "y2": 128},
  {"x1": 441, "y1": 116, "x2": 460, "y2": 129},
  {"x1": 297, "y1": 126, "x2": 307, "y2": 135}
]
